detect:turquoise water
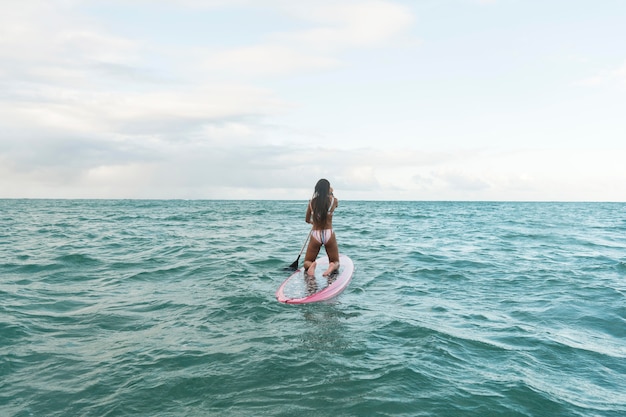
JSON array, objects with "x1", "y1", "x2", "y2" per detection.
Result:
[{"x1": 1, "y1": 200, "x2": 625, "y2": 417}]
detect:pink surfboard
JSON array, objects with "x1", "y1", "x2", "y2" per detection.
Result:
[{"x1": 276, "y1": 254, "x2": 354, "y2": 304}]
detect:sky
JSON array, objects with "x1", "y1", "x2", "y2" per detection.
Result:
[{"x1": 1, "y1": 0, "x2": 625, "y2": 201}]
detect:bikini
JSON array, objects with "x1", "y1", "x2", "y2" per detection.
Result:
[
  {"x1": 311, "y1": 229, "x2": 333, "y2": 245},
  {"x1": 310, "y1": 196, "x2": 335, "y2": 245}
]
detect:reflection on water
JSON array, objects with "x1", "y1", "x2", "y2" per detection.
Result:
[
  {"x1": 299, "y1": 304, "x2": 358, "y2": 352},
  {"x1": 304, "y1": 270, "x2": 338, "y2": 296},
  {"x1": 304, "y1": 273, "x2": 318, "y2": 295}
]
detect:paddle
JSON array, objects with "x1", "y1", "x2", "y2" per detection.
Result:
[{"x1": 288, "y1": 229, "x2": 311, "y2": 270}]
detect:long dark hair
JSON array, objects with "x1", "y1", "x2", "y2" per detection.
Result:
[{"x1": 311, "y1": 179, "x2": 331, "y2": 226}]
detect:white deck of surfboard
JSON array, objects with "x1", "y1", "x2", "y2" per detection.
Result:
[{"x1": 276, "y1": 254, "x2": 354, "y2": 304}]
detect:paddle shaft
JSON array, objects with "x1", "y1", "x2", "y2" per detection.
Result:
[{"x1": 289, "y1": 229, "x2": 311, "y2": 269}]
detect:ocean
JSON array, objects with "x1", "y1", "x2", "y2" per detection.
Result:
[{"x1": 1, "y1": 199, "x2": 624, "y2": 417}]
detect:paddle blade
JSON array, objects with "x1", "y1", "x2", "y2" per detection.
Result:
[{"x1": 288, "y1": 255, "x2": 301, "y2": 270}]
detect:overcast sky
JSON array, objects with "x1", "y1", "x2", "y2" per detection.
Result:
[{"x1": 1, "y1": 0, "x2": 625, "y2": 200}]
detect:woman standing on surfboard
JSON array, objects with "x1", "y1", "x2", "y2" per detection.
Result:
[{"x1": 304, "y1": 179, "x2": 340, "y2": 277}]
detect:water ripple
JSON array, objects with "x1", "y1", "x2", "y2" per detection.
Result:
[{"x1": 1, "y1": 200, "x2": 625, "y2": 416}]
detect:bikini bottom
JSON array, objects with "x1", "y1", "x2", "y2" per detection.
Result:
[{"x1": 311, "y1": 229, "x2": 333, "y2": 244}]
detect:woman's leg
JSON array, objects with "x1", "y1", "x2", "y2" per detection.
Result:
[
  {"x1": 322, "y1": 233, "x2": 340, "y2": 276},
  {"x1": 303, "y1": 237, "x2": 321, "y2": 276}
]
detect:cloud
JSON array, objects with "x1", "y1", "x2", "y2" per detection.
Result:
[
  {"x1": 0, "y1": 2, "x2": 288, "y2": 135},
  {"x1": 0, "y1": 0, "x2": 413, "y2": 132},
  {"x1": 2, "y1": 135, "x2": 625, "y2": 200},
  {"x1": 415, "y1": 149, "x2": 626, "y2": 201},
  {"x1": 577, "y1": 60, "x2": 626, "y2": 89},
  {"x1": 200, "y1": 0, "x2": 414, "y2": 77},
  {"x1": 204, "y1": 45, "x2": 340, "y2": 77},
  {"x1": 437, "y1": 170, "x2": 491, "y2": 192},
  {"x1": 0, "y1": 0, "x2": 417, "y2": 199},
  {"x1": 282, "y1": 1, "x2": 414, "y2": 50},
  {"x1": 2, "y1": 1, "x2": 623, "y2": 201},
  {"x1": 0, "y1": 83, "x2": 285, "y2": 140},
  {"x1": 141, "y1": 0, "x2": 415, "y2": 50},
  {"x1": 0, "y1": 1, "x2": 140, "y2": 82}
]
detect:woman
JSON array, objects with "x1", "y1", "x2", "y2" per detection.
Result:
[{"x1": 304, "y1": 179, "x2": 340, "y2": 276}]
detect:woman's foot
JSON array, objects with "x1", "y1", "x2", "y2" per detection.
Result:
[
  {"x1": 323, "y1": 262, "x2": 339, "y2": 276},
  {"x1": 306, "y1": 261, "x2": 317, "y2": 276}
]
